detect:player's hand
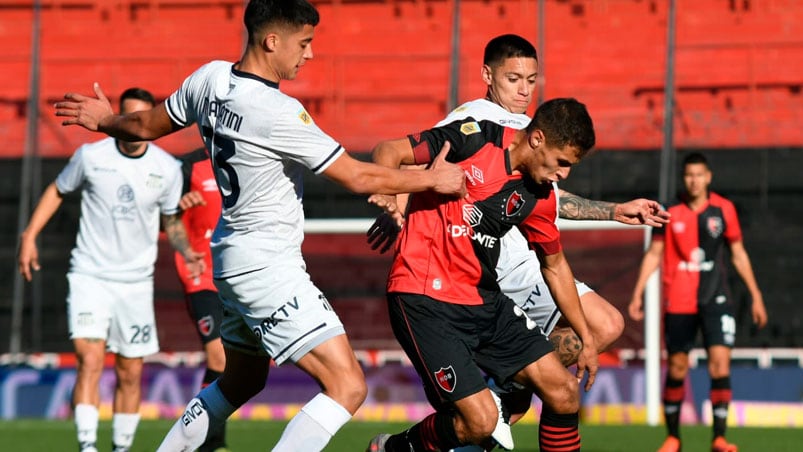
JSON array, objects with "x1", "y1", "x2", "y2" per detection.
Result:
[
  {"x1": 627, "y1": 296, "x2": 644, "y2": 321},
  {"x1": 368, "y1": 194, "x2": 404, "y2": 226},
  {"x1": 17, "y1": 237, "x2": 41, "y2": 282},
  {"x1": 427, "y1": 142, "x2": 467, "y2": 198},
  {"x1": 179, "y1": 190, "x2": 207, "y2": 211},
  {"x1": 183, "y1": 248, "x2": 206, "y2": 280},
  {"x1": 366, "y1": 213, "x2": 401, "y2": 254},
  {"x1": 614, "y1": 199, "x2": 670, "y2": 227},
  {"x1": 751, "y1": 292, "x2": 768, "y2": 329},
  {"x1": 575, "y1": 337, "x2": 598, "y2": 391},
  {"x1": 55, "y1": 82, "x2": 114, "y2": 131}
]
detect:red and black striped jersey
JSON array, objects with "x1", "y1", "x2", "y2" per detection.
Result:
[
  {"x1": 387, "y1": 117, "x2": 560, "y2": 305},
  {"x1": 654, "y1": 192, "x2": 742, "y2": 314}
]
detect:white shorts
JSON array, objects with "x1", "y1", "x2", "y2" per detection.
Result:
[
  {"x1": 66, "y1": 272, "x2": 159, "y2": 358},
  {"x1": 502, "y1": 274, "x2": 594, "y2": 336},
  {"x1": 214, "y1": 264, "x2": 345, "y2": 365}
]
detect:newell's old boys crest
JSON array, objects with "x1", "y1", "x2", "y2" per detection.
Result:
[
  {"x1": 505, "y1": 191, "x2": 525, "y2": 217},
  {"x1": 707, "y1": 216, "x2": 723, "y2": 238},
  {"x1": 434, "y1": 366, "x2": 456, "y2": 392},
  {"x1": 198, "y1": 315, "x2": 214, "y2": 337}
]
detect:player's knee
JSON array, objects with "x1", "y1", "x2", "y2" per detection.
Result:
[
  {"x1": 545, "y1": 376, "x2": 580, "y2": 414},
  {"x1": 597, "y1": 309, "x2": 625, "y2": 351}
]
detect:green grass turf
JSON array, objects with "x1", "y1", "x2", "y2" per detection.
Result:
[{"x1": 0, "y1": 419, "x2": 800, "y2": 451}]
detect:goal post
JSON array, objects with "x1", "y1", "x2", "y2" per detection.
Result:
[{"x1": 303, "y1": 218, "x2": 662, "y2": 425}]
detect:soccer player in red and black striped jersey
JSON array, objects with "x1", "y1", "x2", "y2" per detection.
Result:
[
  {"x1": 173, "y1": 148, "x2": 228, "y2": 452},
  {"x1": 628, "y1": 153, "x2": 767, "y2": 452},
  {"x1": 366, "y1": 98, "x2": 598, "y2": 452}
]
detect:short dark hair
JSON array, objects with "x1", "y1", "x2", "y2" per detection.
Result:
[
  {"x1": 682, "y1": 152, "x2": 709, "y2": 169},
  {"x1": 244, "y1": 0, "x2": 320, "y2": 45},
  {"x1": 527, "y1": 98, "x2": 595, "y2": 156},
  {"x1": 483, "y1": 34, "x2": 537, "y2": 68},
  {"x1": 119, "y1": 87, "x2": 155, "y2": 110}
]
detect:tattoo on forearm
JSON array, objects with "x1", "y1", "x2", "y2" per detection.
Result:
[
  {"x1": 549, "y1": 327, "x2": 584, "y2": 367},
  {"x1": 163, "y1": 214, "x2": 191, "y2": 256},
  {"x1": 559, "y1": 192, "x2": 616, "y2": 221}
]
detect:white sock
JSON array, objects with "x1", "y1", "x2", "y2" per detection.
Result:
[
  {"x1": 112, "y1": 412, "x2": 140, "y2": 449},
  {"x1": 450, "y1": 447, "x2": 486, "y2": 452},
  {"x1": 156, "y1": 381, "x2": 236, "y2": 452},
  {"x1": 272, "y1": 393, "x2": 352, "y2": 452},
  {"x1": 75, "y1": 404, "x2": 99, "y2": 447}
]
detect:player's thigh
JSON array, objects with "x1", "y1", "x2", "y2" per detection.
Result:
[
  {"x1": 295, "y1": 334, "x2": 367, "y2": 412},
  {"x1": 107, "y1": 278, "x2": 160, "y2": 358},
  {"x1": 215, "y1": 265, "x2": 345, "y2": 366},
  {"x1": 66, "y1": 272, "x2": 113, "y2": 341},
  {"x1": 185, "y1": 289, "x2": 224, "y2": 344},
  {"x1": 664, "y1": 313, "x2": 699, "y2": 354},
  {"x1": 387, "y1": 293, "x2": 487, "y2": 407}
]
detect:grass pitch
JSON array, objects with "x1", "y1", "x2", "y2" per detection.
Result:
[{"x1": 0, "y1": 419, "x2": 800, "y2": 451}]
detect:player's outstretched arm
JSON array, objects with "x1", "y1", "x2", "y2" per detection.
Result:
[
  {"x1": 18, "y1": 183, "x2": 65, "y2": 281},
  {"x1": 627, "y1": 239, "x2": 664, "y2": 321},
  {"x1": 55, "y1": 83, "x2": 181, "y2": 141},
  {"x1": 558, "y1": 190, "x2": 670, "y2": 227},
  {"x1": 324, "y1": 141, "x2": 466, "y2": 197}
]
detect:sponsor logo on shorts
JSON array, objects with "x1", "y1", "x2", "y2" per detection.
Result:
[
  {"x1": 434, "y1": 366, "x2": 456, "y2": 393},
  {"x1": 181, "y1": 399, "x2": 206, "y2": 426},
  {"x1": 253, "y1": 297, "x2": 301, "y2": 336},
  {"x1": 198, "y1": 315, "x2": 214, "y2": 336}
]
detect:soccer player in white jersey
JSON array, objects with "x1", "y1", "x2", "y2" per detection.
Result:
[
  {"x1": 18, "y1": 88, "x2": 204, "y2": 452},
  {"x1": 366, "y1": 34, "x2": 669, "y2": 452},
  {"x1": 54, "y1": 1, "x2": 466, "y2": 451}
]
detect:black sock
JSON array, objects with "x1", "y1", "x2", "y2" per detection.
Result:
[
  {"x1": 710, "y1": 376, "x2": 732, "y2": 438},
  {"x1": 385, "y1": 412, "x2": 461, "y2": 451},
  {"x1": 663, "y1": 376, "x2": 685, "y2": 439},
  {"x1": 539, "y1": 408, "x2": 580, "y2": 452}
]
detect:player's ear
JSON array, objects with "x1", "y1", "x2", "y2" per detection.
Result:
[
  {"x1": 481, "y1": 64, "x2": 493, "y2": 85},
  {"x1": 529, "y1": 129, "x2": 545, "y2": 148},
  {"x1": 263, "y1": 32, "x2": 278, "y2": 52}
]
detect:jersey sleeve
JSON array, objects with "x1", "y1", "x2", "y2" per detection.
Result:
[
  {"x1": 269, "y1": 98, "x2": 344, "y2": 174},
  {"x1": 407, "y1": 117, "x2": 502, "y2": 165},
  {"x1": 55, "y1": 146, "x2": 87, "y2": 195},
  {"x1": 165, "y1": 62, "x2": 220, "y2": 128},
  {"x1": 721, "y1": 198, "x2": 743, "y2": 243},
  {"x1": 518, "y1": 191, "x2": 562, "y2": 256},
  {"x1": 159, "y1": 158, "x2": 183, "y2": 216}
]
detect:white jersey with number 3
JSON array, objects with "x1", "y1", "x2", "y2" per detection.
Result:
[{"x1": 165, "y1": 61, "x2": 345, "y2": 278}]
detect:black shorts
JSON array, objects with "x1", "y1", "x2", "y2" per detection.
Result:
[
  {"x1": 664, "y1": 300, "x2": 736, "y2": 354},
  {"x1": 185, "y1": 289, "x2": 224, "y2": 345},
  {"x1": 387, "y1": 291, "x2": 552, "y2": 409}
]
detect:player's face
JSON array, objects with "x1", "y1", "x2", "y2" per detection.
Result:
[
  {"x1": 275, "y1": 24, "x2": 315, "y2": 81},
  {"x1": 483, "y1": 56, "x2": 538, "y2": 114},
  {"x1": 524, "y1": 132, "x2": 582, "y2": 184},
  {"x1": 683, "y1": 162, "x2": 711, "y2": 199}
]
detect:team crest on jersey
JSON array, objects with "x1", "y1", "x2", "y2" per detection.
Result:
[
  {"x1": 297, "y1": 108, "x2": 312, "y2": 125},
  {"x1": 460, "y1": 121, "x2": 481, "y2": 135},
  {"x1": 505, "y1": 191, "x2": 526, "y2": 217},
  {"x1": 462, "y1": 203, "x2": 483, "y2": 228},
  {"x1": 197, "y1": 315, "x2": 214, "y2": 337},
  {"x1": 707, "y1": 216, "x2": 723, "y2": 238},
  {"x1": 434, "y1": 366, "x2": 456, "y2": 393},
  {"x1": 117, "y1": 184, "x2": 135, "y2": 202}
]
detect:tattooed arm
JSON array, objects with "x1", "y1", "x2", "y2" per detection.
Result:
[
  {"x1": 162, "y1": 213, "x2": 205, "y2": 278},
  {"x1": 558, "y1": 189, "x2": 670, "y2": 227}
]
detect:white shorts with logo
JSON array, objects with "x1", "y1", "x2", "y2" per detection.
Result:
[
  {"x1": 498, "y1": 265, "x2": 594, "y2": 335},
  {"x1": 214, "y1": 263, "x2": 345, "y2": 365},
  {"x1": 66, "y1": 272, "x2": 159, "y2": 358}
]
